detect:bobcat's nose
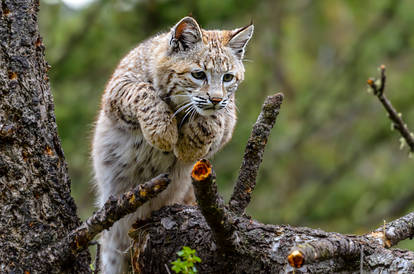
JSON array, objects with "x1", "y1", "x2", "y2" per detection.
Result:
[{"x1": 210, "y1": 97, "x2": 222, "y2": 105}]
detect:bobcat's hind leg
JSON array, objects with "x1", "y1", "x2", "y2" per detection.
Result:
[{"x1": 100, "y1": 216, "x2": 134, "y2": 274}]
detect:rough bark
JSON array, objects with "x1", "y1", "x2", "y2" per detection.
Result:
[
  {"x1": 133, "y1": 205, "x2": 414, "y2": 273},
  {"x1": 0, "y1": 0, "x2": 90, "y2": 272}
]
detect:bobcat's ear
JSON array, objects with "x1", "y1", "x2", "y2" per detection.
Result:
[
  {"x1": 227, "y1": 24, "x2": 254, "y2": 60},
  {"x1": 170, "y1": 16, "x2": 202, "y2": 52}
]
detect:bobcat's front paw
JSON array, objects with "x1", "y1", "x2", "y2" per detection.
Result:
[
  {"x1": 142, "y1": 117, "x2": 178, "y2": 152},
  {"x1": 173, "y1": 115, "x2": 222, "y2": 162},
  {"x1": 173, "y1": 139, "x2": 210, "y2": 163}
]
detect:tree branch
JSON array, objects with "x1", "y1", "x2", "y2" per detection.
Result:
[
  {"x1": 367, "y1": 65, "x2": 414, "y2": 153},
  {"x1": 373, "y1": 211, "x2": 414, "y2": 248},
  {"x1": 38, "y1": 174, "x2": 170, "y2": 264},
  {"x1": 287, "y1": 236, "x2": 363, "y2": 268},
  {"x1": 191, "y1": 159, "x2": 237, "y2": 252},
  {"x1": 288, "y1": 211, "x2": 414, "y2": 268},
  {"x1": 229, "y1": 93, "x2": 284, "y2": 215},
  {"x1": 133, "y1": 203, "x2": 414, "y2": 273}
]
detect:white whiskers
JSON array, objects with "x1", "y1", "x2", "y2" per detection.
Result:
[
  {"x1": 179, "y1": 105, "x2": 197, "y2": 128},
  {"x1": 171, "y1": 101, "x2": 193, "y2": 120}
]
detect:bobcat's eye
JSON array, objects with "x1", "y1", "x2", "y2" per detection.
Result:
[
  {"x1": 191, "y1": 71, "x2": 207, "y2": 80},
  {"x1": 223, "y1": 73, "x2": 234, "y2": 82}
]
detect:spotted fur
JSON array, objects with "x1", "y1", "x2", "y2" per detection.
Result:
[{"x1": 92, "y1": 16, "x2": 253, "y2": 273}]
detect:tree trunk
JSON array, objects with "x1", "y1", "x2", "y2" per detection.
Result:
[{"x1": 0, "y1": 0, "x2": 90, "y2": 272}]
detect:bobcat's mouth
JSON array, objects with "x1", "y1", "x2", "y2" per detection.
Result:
[
  {"x1": 192, "y1": 96, "x2": 228, "y2": 116},
  {"x1": 194, "y1": 103, "x2": 227, "y2": 116},
  {"x1": 196, "y1": 107, "x2": 217, "y2": 116}
]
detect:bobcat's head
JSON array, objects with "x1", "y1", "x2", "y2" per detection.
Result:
[{"x1": 155, "y1": 16, "x2": 253, "y2": 120}]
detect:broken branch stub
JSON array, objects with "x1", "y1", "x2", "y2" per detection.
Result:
[{"x1": 191, "y1": 159, "x2": 237, "y2": 252}]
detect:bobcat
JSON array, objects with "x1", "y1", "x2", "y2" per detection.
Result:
[{"x1": 92, "y1": 16, "x2": 253, "y2": 273}]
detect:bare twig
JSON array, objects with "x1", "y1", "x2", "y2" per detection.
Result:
[
  {"x1": 367, "y1": 65, "x2": 414, "y2": 153},
  {"x1": 191, "y1": 159, "x2": 237, "y2": 252},
  {"x1": 298, "y1": 66, "x2": 413, "y2": 223},
  {"x1": 229, "y1": 93, "x2": 284, "y2": 215},
  {"x1": 287, "y1": 67, "x2": 414, "y2": 269},
  {"x1": 38, "y1": 174, "x2": 170, "y2": 264}
]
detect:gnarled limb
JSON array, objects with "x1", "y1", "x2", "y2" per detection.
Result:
[{"x1": 132, "y1": 203, "x2": 414, "y2": 273}]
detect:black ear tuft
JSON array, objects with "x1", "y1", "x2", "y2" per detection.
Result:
[
  {"x1": 227, "y1": 24, "x2": 254, "y2": 60},
  {"x1": 170, "y1": 17, "x2": 202, "y2": 52}
]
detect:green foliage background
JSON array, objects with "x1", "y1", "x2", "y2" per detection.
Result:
[{"x1": 39, "y1": 0, "x2": 414, "y2": 250}]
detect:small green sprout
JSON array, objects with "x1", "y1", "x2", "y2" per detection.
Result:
[{"x1": 171, "y1": 246, "x2": 201, "y2": 274}]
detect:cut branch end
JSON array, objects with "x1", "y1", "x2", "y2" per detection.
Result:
[
  {"x1": 191, "y1": 160, "x2": 236, "y2": 252},
  {"x1": 192, "y1": 159, "x2": 212, "y2": 181},
  {"x1": 288, "y1": 250, "x2": 304, "y2": 268}
]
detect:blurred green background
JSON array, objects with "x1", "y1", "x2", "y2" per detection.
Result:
[{"x1": 39, "y1": 0, "x2": 414, "y2": 250}]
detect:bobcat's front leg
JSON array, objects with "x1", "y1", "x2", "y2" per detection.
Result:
[
  {"x1": 105, "y1": 78, "x2": 178, "y2": 151},
  {"x1": 174, "y1": 114, "x2": 224, "y2": 162}
]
